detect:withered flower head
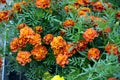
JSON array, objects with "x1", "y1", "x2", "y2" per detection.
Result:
[
  {"x1": 0, "y1": 57, "x2": 2, "y2": 68},
  {"x1": 0, "y1": 0, "x2": 6, "y2": 4},
  {"x1": 35, "y1": 26, "x2": 43, "y2": 33},
  {"x1": 116, "y1": 11, "x2": 120, "y2": 19}
]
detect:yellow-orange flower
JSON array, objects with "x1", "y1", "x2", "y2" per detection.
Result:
[
  {"x1": 19, "y1": 26, "x2": 35, "y2": 39},
  {"x1": 0, "y1": 57, "x2": 2, "y2": 68},
  {"x1": 83, "y1": 28, "x2": 98, "y2": 42},
  {"x1": 0, "y1": 10, "x2": 12, "y2": 22},
  {"x1": 56, "y1": 54, "x2": 69, "y2": 68},
  {"x1": 35, "y1": 26, "x2": 43, "y2": 33},
  {"x1": 50, "y1": 36, "x2": 66, "y2": 49},
  {"x1": 93, "y1": 1, "x2": 105, "y2": 12},
  {"x1": 63, "y1": 20, "x2": 75, "y2": 28},
  {"x1": 28, "y1": 33, "x2": 41, "y2": 45},
  {"x1": 18, "y1": 37, "x2": 27, "y2": 48},
  {"x1": 78, "y1": 10, "x2": 86, "y2": 17},
  {"x1": 105, "y1": 44, "x2": 119, "y2": 55},
  {"x1": 116, "y1": 11, "x2": 120, "y2": 19},
  {"x1": 43, "y1": 34, "x2": 54, "y2": 45},
  {"x1": 10, "y1": 38, "x2": 19, "y2": 52},
  {"x1": 75, "y1": 40, "x2": 88, "y2": 51},
  {"x1": 36, "y1": 0, "x2": 51, "y2": 9},
  {"x1": 76, "y1": 0, "x2": 90, "y2": 6},
  {"x1": 31, "y1": 45, "x2": 48, "y2": 61},
  {"x1": 53, "y1": 48, "x2": 64, "y2": 56},
  {"x1": 0, "y1": 0, "x2": 6, "y2": 4},
  {"x1": 16, "y1": 51, "x2": 31, "y2": 66},
  {"x1": 88, "y1": 48, "x2": 100, "y2": 60},
  {"x1": 108, "y1": 77, "x2": 116, "y2": 80},
  {"x1": 17, "y1": 23, "x2": 28, "y2": 30}
]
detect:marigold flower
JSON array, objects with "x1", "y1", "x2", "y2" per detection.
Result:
[
  {"x1": 43, "y1": 34, "x2": 54, "y2": 45},
  {"x1": 16, "y1": 51, "x2": 31, "y2": 66},
  {"x1": 31, "y1": 45, "x2": 48, "y2": 61},
  {"x1": 83, "y1": 28, "x2": 98, "y2": 42},
  {"x1": 116, "y1": 11, "x2": 120, "y2": 19},
  {"x1": 108, "y1": 77, "x2": 116, "y2": 80},
  {"x1": 75, "y1": 40, "x2": 88, "y2": 51},
  {"x1": 76, "y1": 0, "x2": 90, "y2": 6},
  {"x1": 10, "y1": 38, "x2": 19, "y2": 52},
  {"x1": 35, "y1": 26, "x2": 43, "y2": 33},
  {"x1": 28, "y1": 33, "x2": 41, "y2": 45},
  {"x1": 17, "y1": 23, "x2": 28, "y2": 30},
  {"x1": 53, "y1": 48, "x2": 64, "y2": 56},
  {"x1": 18, "y1": 37, "x2": 27, "y2": 48},
  {"x1": 88, "y1": 48, "x2": 100, "y2": 60},
  {"x1": 0, "y1": 0, "x2": 6, "y2": 4},
  {"x1": 36, "y1": 0, "x2": 51, "y2": 9},
  {"x1": 19, "y1": 26, "x2": 35, "y2": 39},
  {"x1": 50, "y1": 36, "x2": 66, "y2": 49},
  {"x1": 0, "y1": 10, "x2": 12, "y2": 22},
  {"x1": 56, "y1": 54, "x2": 69, "y2": 67},
  {"x1": 51, "y1": 75, "x2": 64, "y2": 80},
  {"x1": 78, "y1": 10, "x2": 86, "y2": 17},
  {"x1": 0, "y1": 57, "x2": 2, "y2": 68},
  {"x1": 63, "y1": 20, "x2": 75, "y2": 28},
  {"x1": 105, "y1": 44, "x2": 119, "y2": 55},
  {"x1": 93, "y1": 1, "x2": 105, "y2": 12}
]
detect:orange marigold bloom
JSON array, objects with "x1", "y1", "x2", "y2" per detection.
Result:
[
  {"x1": 53, "y1": 48, "x2": 64, "y2": 56},
  {"x1": 16, "y1": 51, "x2": 31, "y2": 66},
  {"x1": 0, "y1": 10, "x2": 12, "y2": 22},
  {"x1": 36, "y1": 0, "x2": 51, "y2": 9},
  {"x1": 105, "y1": 44, "x2": 119, "y2": 55},
  {"x1": 78, "y1": 10, "x2": 86, "y2": 17},
  {"x1": 83, "y1": 28, "x2": 98, "y2": 42},
  {"x1": 88, "y1": 48, "x2": 100, "y2": 60},
  {"x1": 28, "y1": 33, "x2": 41, "y2": 45},
  {"x1": 76, "y1": 0, "x2": 90, "y2": 6},
  {"x1": 108, "y1": 77, "x2": 116, "y2": 80},
  {"x1": 17, "y1": 23, "x2": 28, "y2": 30},
  {"x1": 31, "y1": 45, "x2": 48, "y2": 61},
  {"x1": 43, "y1": 34, "x2": 54, "y2": 45},
  {"x1": 75, "y1": 40, "x2": 88, "y2": 51},
  {"x1": 50, "y1": 36, "x2": 66, "y2": 49},
  {"x1": 116, "y1": 11, "x2": 120, "y2": 19},
  {"x1": 19, "y1": 26, "x2": 35, "y2": 39},
  {"x1": 81, "y1": 7, "x2": 91, "y2": 12},
  {"x1": 93, "y1": 1, "x2": 105, "y2": 12},
  {"x1": 104, "y1": 27, "x2": 111, "y2": 33},
  {"x1": 0, "y1": 0, "x2": 6, "y2": 4},
  {"x1": 10, "y1": 38, "x2": 19, "y2": 52},
  {"x1": 18, "y1": 37, "x2": 27, "y2": 48},
  {"x1": 0, "y1": 57, "x2": 2, "y2": 68},
  {"x1": 35, "y1": 26, "x2": 43, "y2": 33},
  {"x1": 63, "y1": 20, "x2": 75, "y2": 28},
  {"x1": 56, "y1": 54, "x2": 69, "y2": 68}
]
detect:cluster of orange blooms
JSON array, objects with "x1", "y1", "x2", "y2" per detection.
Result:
[
  {"x1": 50, "y1": 36, "x2": 76, "y2": 67},
  {"x1": 10, "y1": 23, "x2": 49, "y2": 65},
  {"x1": 0, "y1": 57, "x2": 2, "y2": 68},
  {"x1": 36, "y1": 0, "x2": 51, "y2": 9}
]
